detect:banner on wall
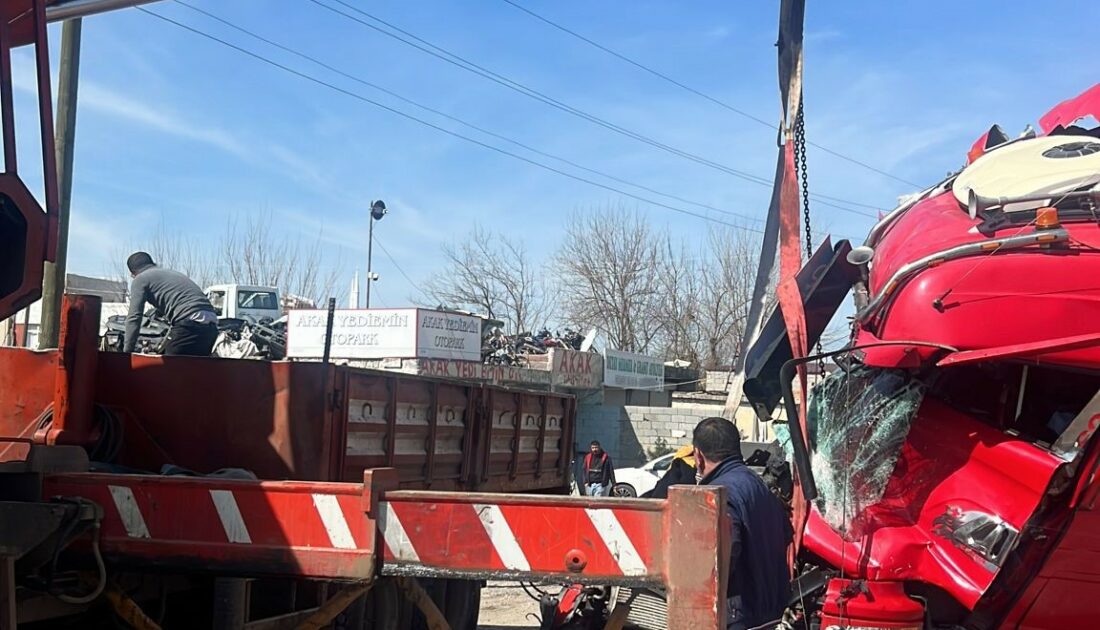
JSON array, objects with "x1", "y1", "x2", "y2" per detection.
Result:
[{"x1": 603, "y1": 349, "x2": 664, "y2": 390}]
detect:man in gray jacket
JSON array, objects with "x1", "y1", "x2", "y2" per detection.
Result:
[{"x1": 124, "y1": 251, "x2": 219, "y2": 356}]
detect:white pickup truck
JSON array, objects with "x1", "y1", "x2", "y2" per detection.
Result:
[{"x1": 204, "y1": 284, "x2": 282, "y2": 323}]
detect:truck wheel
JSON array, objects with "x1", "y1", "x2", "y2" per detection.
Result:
[
  {"x1": 443, "y1": 579, "x2": 481, "y2": 630},
  {"x1": 611, "y1": 483, "x2": 637, "y2": 498},
  {"x1": 410, "y1": 578, "x2": 448, "y2": 630},
  {"x1": 362, "y1": 578, "x2": 401, "y2": 630}
]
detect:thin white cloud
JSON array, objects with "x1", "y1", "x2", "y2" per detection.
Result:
[
  {"x1": 79, "y1": 82, "x2": 249, "y2": 157},
  {"x1": 11, "y1": 50, "x2": 248, "y2": 158}
]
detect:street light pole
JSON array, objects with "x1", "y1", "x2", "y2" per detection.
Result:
[
  {"x1": 365, "y1": 217, "x2": 375, "y2": 308},
  {"x1": 365, "y1": 200, "x2": 387, "y2": 308}
]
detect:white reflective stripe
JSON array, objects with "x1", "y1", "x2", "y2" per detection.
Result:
[
  {"x1": 473, "y1": 504, "x2": 530, "y2": 571},
  {"x1": 379, "y1": 502, "x2": 420, "y2": 562},
  {"x1": 210, "y1": 490, "x2": 252, "y2": 544},
  {"x1": 312, "y1": 494, "x2": 356, "y2": 550},
  {"x1": 108, "y1": 485, "x2": 150, "y2": 539},
  {"x1": 585, "y1": 508, "x2": 647, "y2": 576}
]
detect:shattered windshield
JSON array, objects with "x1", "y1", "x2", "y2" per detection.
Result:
[{"x1": 791, "y1": 365, "x2": 926, "y2": 538}]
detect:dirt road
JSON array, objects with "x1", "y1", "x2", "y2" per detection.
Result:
[{"x1": 478, "y1": 582, "x2": 542, "y2": 629}]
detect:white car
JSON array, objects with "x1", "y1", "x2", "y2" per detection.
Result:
[
  {"x1": 609, "y1": 442, "x2": 779, "y2": 497},
  {"x1": 611, "y1": 452, "x2": 678, "y2": 498}
]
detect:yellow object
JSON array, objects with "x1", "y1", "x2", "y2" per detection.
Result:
[
  {"x1": 673, "y1": 445, "x2": 695, "y2": 467},
  {"x1": 105, "y1": 585, "x2": 162, "y2": 630}
]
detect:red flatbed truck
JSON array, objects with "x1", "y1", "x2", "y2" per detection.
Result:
[{"x1": 0, "y1": 295, "x2": 729, "y2": 629}]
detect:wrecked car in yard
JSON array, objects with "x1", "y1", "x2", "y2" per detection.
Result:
[{"x1": 745, "y1": 83, "x2": 1100, "y2": 628}]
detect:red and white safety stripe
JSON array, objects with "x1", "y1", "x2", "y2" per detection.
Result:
[
  {"x1": 44, "y1": 474, "x2": 377, "y2": 579},
  {"x1": 44, "y1": 474, "x2": 727, "y2": 627},
  {"x1": 378, "y1": 496, "x2": 657, "y2": 580},
  {"x1": 99, "y1": 482, "x2": 367, "y2": 550}
]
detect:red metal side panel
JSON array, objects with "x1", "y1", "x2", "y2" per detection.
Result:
[
  {"x1": 5, "y1": 348, "x2": 575, "y2": 493},
  {"x1": 0, "y1": 347, "x2": 56, "y2": 461},
  {"x1": 475, "y1": 386, "x2": 572, "y2": 493},
  {"x1": 379, "y1": 486, "x2": 729, "y2": 628},
  {"x1": 44, "y1": 473, "x2": 376, "y2": 579},
  {"x1": 342, "y1": 368, "x2": 474, "y2": 490},
  {"x1": 94, "y1": 354, "x2": 337, "y2": 480},
  {"x1": 41, "y1": 471, "x2": 727, "y2": 628}
]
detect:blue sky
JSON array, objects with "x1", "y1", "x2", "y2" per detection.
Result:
[{"x1": 11, "y1": 0, "x2": 1100, "y2": 309}]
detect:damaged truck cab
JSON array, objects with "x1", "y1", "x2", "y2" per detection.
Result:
[{"x1": 746, "y1": 84, "x2": 1100, "y2": 628}]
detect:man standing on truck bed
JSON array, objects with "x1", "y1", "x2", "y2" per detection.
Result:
[
  {"x1": 124, "y1": 252, "x2": 219, "y2": 357},
  {"x1": 693, "y1": 417, "x2": 791, "y2": 630},
  {"x1": 583, "y1": 441, "x2": 615, "y2": 496}
]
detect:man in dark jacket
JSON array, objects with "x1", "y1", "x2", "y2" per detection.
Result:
[
  {"x1": 124, "y1": 252, "x2": 219, "y2": 357},
  {"x1": 582, "y1": 441, "x2": 615, "y2": 496},
  {"x1": 694, "y1": 417, "x2": 791, "y2": 630},
  {"x1": 642, "y1": 445, "x2": 696, "y2": 499}
]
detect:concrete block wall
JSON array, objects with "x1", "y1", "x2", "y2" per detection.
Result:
[
  {"x1": 705, "y1": 370, "x2": 735, "y2": 393},
  {"x1": 576, "y1": 401, "x2": 777, "y2": 467}
]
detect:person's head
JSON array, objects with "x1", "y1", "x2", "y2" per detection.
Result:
[
  {"x1": 692, "y1": 417, "x2": 742, "y2": 479},
  {"x1": 589, "y1": 440, "x2": 603, "y2": 455},
  {"x1": 126, "y1": 251, "x2": 156, "y2": 277}
]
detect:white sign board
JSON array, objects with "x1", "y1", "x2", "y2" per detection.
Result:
[
  {"x1": 286, "y1": 308, "x2": 481, "y2": 361},
  {"x1": 415, "y1": 310, "x2": 481, "y2": 361},
  {"x1": 604, "y1": 349, "x2": 665, "y2": 390}
]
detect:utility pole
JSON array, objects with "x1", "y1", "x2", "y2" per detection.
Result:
[{"x1": 39, "y1": 18, "x2": 82, "y2": 349}]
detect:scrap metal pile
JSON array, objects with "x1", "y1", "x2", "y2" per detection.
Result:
[
  {"x1": 100, "y1": 312, "x2": 287, "y2": 360},
  {"x1": 482, "y1": 327, "x2": 587, "y2": 366},
  {"x1": 211, "y1": 316, "x2": 287, "y2": 360}
]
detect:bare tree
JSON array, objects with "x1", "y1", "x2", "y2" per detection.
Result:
[
  {"x1": 556, "y1": 205, "x2": 664, "y2": 353},
  {"x1": 695, "y1": 228, "x2": 762, "y2": 369},
  {"x1": 648, "y1": 228, "x2": 763, "y2": 367},
  {"x1": 422, "y1": 225, "x2": 552, "y2": 333},
  {"x1": 653, "y1": 236, "x2": 701, "y2": 364},
  {"x1": 114, "y1": 212, "x2": 340, "y2": 307},
  {"x1": 218, "y1": 212, "x2": 341, "y2": 306},
  {"x1": 111, "y1": 217, "x2": 220, "y2": 290}
]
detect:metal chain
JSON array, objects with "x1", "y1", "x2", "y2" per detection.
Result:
[
  {"x1": 794, "y1": 101, "x2": 812, "y2": 261},
  {"x1": 794, "y1": 99, "x2": 826, "y2": 376}
]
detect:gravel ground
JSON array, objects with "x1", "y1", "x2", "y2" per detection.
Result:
[{"x1": 478, "y1": 582, "x2": 543, "y2": 629}]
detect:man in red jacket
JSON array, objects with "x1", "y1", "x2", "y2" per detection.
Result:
[{"x1": 583, "y1": 441, "x2": 615, "y2": 496}]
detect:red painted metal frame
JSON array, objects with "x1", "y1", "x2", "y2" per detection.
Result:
[
  {"x1": 379, "y1": 485, "x2": 731, "y2": 627},
  {"x1": 41, "y1": 470, "x2": 729, "y2": 628},
  {"x1": 43, "y1": 471, "x2": 380, "y2": 579},
  {"x1": 0, "y1": 0, "x2": 60, "y2": 322},
  {"x1": 37, "y1": 294, "x2": 101, "y2": 448}
]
